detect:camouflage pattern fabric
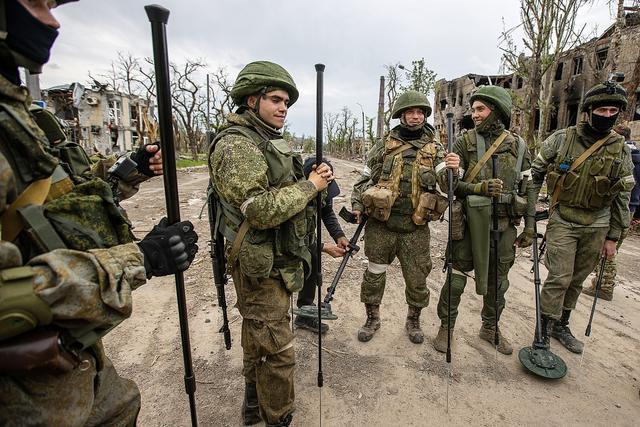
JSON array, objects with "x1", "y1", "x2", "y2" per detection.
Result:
[
  {"x1": 437, "y1": 225, "x2": 517, "y2": 327},
  {"x1": 209, "y1": 111, "x2": 318, "y2": 425},
  {"x1": 531, "y1": 122, "x2": 633, "y2": 318},
  {"x1": 233, "y1": 266, "x2": 295, "y2": 424},
  {"x1": 360, "y1": 217, "x2": 432, "y2": 307},
  {"x1": 435, "y1": 113, "x2": 533, "y2": 328},
  {"x1": 588, "y1": 228, "x2": 628, "y2": 296},
  {"x1": 540, "y1": 212, "x2": 609, "y2": 317},
  {"x1": 0, "y1": 73, "x2": 146, "y2": 425}
]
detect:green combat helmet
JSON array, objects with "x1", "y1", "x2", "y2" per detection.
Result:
[
  {"x1": 391, "y1": 90, "x2": 432, "y2": 119},
  {"x1": 469, "y1": 85, "x2": 513, "y2": 124},
  {"x1": 581, "y1": 80, "x2": 627, "y2": 112},
  {"x1": 230, "y1": 61, "x2": 299, "y2": 107}
]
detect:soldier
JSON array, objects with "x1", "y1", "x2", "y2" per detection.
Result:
[
  {"x1": 433, "y1": 85, "x2": 534, "y2": 356},
  {"x1": 0, "y1": 1, "x2": 198, "y2": 425},
  {"x1": 530, "y1": 80, "x2": 634, "y2": 354},
  {"x1": 351, "y1": 90, "x2": 460, "y2": 344},
  {"x1": 294, "y1": 157, "x2": 349, "y2": 334},
  {"x1": 582, "y1": 124, "x2": 637, "y2": 301},
  {"x1": 208, "y1": 61, "x2": 332, "y2": 427}
]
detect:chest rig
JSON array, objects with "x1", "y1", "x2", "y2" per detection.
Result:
[{"x1": 210, "y1": 125, "x2": 313, "y2": 288}]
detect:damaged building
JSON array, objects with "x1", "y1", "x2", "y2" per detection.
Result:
[
  {"x1": 42, "y1": 82, "x2": 155, "y2": 155},
  {"x1": 433, "y1": 12, "x2": 640, "y2": 141}
]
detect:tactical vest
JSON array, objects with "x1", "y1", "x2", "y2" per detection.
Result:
[
  {"x1": 462, "y1": 129, "x2": 527, "y2": 219},
  {"x1": 364, "y1": 132, "x2": 441, "y2": 232},
  {"x1": 209, "y1": 125, "x2": 313, "y2": 285},
  {"x1": 546, "y1": 127, "x2": 627, "y2": 224},
  {"x1": 0, "y1": 101, "x2": 132, "y2": 259}
]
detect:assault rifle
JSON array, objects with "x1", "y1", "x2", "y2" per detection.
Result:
[{"x1": 206, "y1": 184, "x2": 232, "y2": 350}]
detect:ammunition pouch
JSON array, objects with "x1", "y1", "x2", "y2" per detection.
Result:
[
  {"x1": 362, "y1": 185, "x2": 397, "y2": 222},
  {"x1": 451, "y1": 200, "x2": 465, "y2": 240},
  {"x1": 0, "y1": 328, "x2": 79, "y2": 375},
  {"x1": 557, "y1": 205, "x2": 598, "y2": 226},
  {"x1": 412, "y1": 192, "x2": 448, "y2": 225},
  {"x1": 0, "y1": 266, "x2": 52, "y2": 341}
]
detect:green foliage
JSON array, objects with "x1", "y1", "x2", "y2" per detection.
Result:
[{"x1": 176, "y1": 157, "x2": 207, "y2": 168}]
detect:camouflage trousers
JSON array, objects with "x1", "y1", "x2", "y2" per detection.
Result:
[
  {"x1": 232, "y1": 266, "x2": 295, "y2": 425},
  {"x1": 436, "y1": 224, "x2": 517, "y2": 327},
  {"x1": 360, "y1": 218, "x2": 432, "y2": 308},
  {"x1": 540, "y1": 213, "x2": 608, "y2": 318},
  {"x1": 589, "y1": 229, "x2": 628, "y2": 292},
  {"x1": 0, "y1": 341, "x2": 140, "y2": 426}
]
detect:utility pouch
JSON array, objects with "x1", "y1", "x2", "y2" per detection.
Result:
[
  {"x1": 546, "y1": 171, "x2": 560, "y2": 194},
  {"x1": 0, "y1": 328, "x2": 79, "y2": 375},
  {"x1": 451, "y1": 200, "x2": 465, "y2": 240},
  {"x1": 362, "y1": 186, "x2": 396, "y2": 222},
  {"x1": 239, "y1": 229, "x2": 274, "y2": 279},
  {"x1": 508, "y1": 194, "x2": 528, "y2": 218},
  {"x1": 412, "y1": 192, "x2": 448, "y2": 225}
]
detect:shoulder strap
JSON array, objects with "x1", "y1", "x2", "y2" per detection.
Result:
[
  {"x1": 227, "y1": 220, "x2": 250, "y2": 266},
  {"x1": 1, "y1": 176, "x2": 52, "y2": 242},
  {"x1": 464, "y1": 131, "x2": 509, "y2": 183},
  {"x1": 515, "y1": 135, "x2": 527, "y2": 173},
  {"x1": 387, "y1": 143, "x2": 414, "y2": 158},
  {"x1": 550, "y1": 130, "x2": 617, "y2": 212}
]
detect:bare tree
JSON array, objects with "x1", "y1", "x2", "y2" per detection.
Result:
[
  {"x1": 500, "y1": 0, "x2": 588, "y2": 150},
  {"x1": 170, "y1": 59, "x2": 206, "y2": 159},
  {"x1": 198, "y1": 67, "x2": 234, "y2": 134}
]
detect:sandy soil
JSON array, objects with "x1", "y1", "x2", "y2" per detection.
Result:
[{"x1": 104, "y1": 158, "x2": 640, "y2": 426}]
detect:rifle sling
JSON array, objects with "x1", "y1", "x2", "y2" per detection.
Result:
[
  {"x1": 228, "y1": 220, "x2": 250, "y2": 266},
  {"x1": 464, "y1": 131, "x2": 508, "y2": 183}
]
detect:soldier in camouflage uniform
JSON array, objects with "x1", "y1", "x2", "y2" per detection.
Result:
[
  {"x1": 351, "y1": 90, "x2": 460, "y2": 345},
  {"x1": 530, "y1": 81, "x2": 634, "y2": 354},
  {"x1": 433, "y1": 85, "x2": 535, "y2": 356},
  {"x1": 582, "y1": 124, "x2": 636, "y2": 301},
  {"x1": 0, "y1": 1, "x2": 199, "y2": 425},
  {"x1": 209, "y1": 61, "x2": 332, "y2": 427}
]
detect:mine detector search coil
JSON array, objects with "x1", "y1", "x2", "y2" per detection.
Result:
[
  {"x1": 295, "y1": 207, "x2": 367, "y2": 320},
  {"x1": 518, "y1": 209, "x2": 567, "y2": 379},
  {"x1": 145, "y1": 4, "x2": 198, "y2": 425}
]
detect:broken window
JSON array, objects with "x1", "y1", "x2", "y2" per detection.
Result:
[
  {"x1": 517, "y1": 76, "x2": 523, "y2": 89},
  {"x1": 567, "y1": 103, "x2": 579, "y2": 126},
  {"x1": 108, "y1": 100, "x2": 121, "y2": 126},
  {"x1": 503, "y1": 80, "x2": 512, "y2": 89},
  {"x1": 548, "y1": 108, "x2": 558, "y2": 131},
  {"x1": 534, "y1": 108, "x2": 540, "y2": 130},
  {"x1": 596, "y1": 48, "x2": 609, "y2": 70},
  {"x1": 554, "y1": 62, "x2": 564, "y2": 81},
  {"x1": 572, "y1": 57, "x2": 583, "y2": 76}
]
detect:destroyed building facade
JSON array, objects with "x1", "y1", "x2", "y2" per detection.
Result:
[
  {"x1": 433, "y1": 12, "x2": 640, "y2": 141},
  {"x1": 42, "y1": 83, "x2": 155, "y2": 155}
]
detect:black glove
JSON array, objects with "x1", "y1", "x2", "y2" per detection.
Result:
[
  {"x1": 138, "y1": 217, "x2": 198, "y2": 278},
  {"x1": 130, "y1": 142, "x2": 160, "y2": 177}
]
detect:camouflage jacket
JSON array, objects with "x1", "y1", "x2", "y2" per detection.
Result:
[
  {"x1": 0, "y1": 74, "x2": 146, "y2": 334},
  {"x1": 351, "y1": 124, "x2": 448, "y2": 213},
  {"x1": 209, "y1": 112, "x2": 317, "y2": 231},
  {"x1": 531, "y1": 123, "x2": 634, "y2": 240}
]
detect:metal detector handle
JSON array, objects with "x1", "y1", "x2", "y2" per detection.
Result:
[
  {"x1": 324, "y1": 217, "x2": 367, "y2": 304},
  {"x1": 585, "y1": 255, "x2": 607, "y2": 337}
]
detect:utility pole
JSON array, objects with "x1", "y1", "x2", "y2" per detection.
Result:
[
  {"x1": 376, "y1": 75, "x2": 385, "y2": 142},
  {"x1": 356, "y1": 102, "x2": 366, "y2": 156}
]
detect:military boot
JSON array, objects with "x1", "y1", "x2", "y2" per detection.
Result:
[
  {"x1": 537, "y1": 314, "x2": 552, "y2": 350},
  {"x1": 433, "y1": 325, "x2": 453, "y2": 353},
  {"x1": 267, "y1": 413, "x2": 293, "y2": 427},
  {"x1": 405, "y1": 305, "x2": 424, "y2": 344},
  {"x1": 357, "y1": 304, "x2": 380, "y2": 342},
  {"x1": 478, "y1": 323, "x2": 513, "y2": 355},
  {"x1": 242, "y1": 382, "x2": 261, "y2": 426},
  {"x1": 550, "y1": 310, "x2": 583, "y2": 354},
  {"x1": 582, "y1": 280, "x2": 614, "y2": 301}
]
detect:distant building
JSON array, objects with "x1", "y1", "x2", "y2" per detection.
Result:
[
  {"x1": 42, "y1": 82, "x2": 155, "y2": 155},
  {"x1": 433, "y1": 12, "x2": 640, "y2": 141}
]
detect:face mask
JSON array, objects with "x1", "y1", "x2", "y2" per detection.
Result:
[
  {"x1": 6, "y1": 0, "x2": 59, "y2": 70},
  {"x1": 590, "y1": 111, "x2": 618, "y2": 133}
]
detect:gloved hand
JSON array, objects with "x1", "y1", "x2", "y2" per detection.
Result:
[
  {"x1": 515, "y1": 228, "x2": 535, "y2": 248},
  {"x1": 472, "y1": 178, "x2": 503, "y2": 197},
  {"x1": 130, "y1": 142, "x2": 161, "y2": 177},
  {"x1": 138, "y1": 217, "x2": 198, "y2": 278}
]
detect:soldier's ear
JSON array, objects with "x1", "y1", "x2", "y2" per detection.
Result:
[{"x1": 247, "y1": 95, "x2": 258, "y2": 109}]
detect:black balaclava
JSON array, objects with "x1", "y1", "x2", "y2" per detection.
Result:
[{"x1": 2, "y1": 0, "x2": 59, "y2": 83}]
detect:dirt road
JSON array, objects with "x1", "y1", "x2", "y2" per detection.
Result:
[{"x1": 105, "y1": 158, "x2": 640, "y2": 426}]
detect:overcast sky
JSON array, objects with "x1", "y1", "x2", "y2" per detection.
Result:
[{"x1": 42, "y1": 0, "x2": 616, "y2": 136}]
